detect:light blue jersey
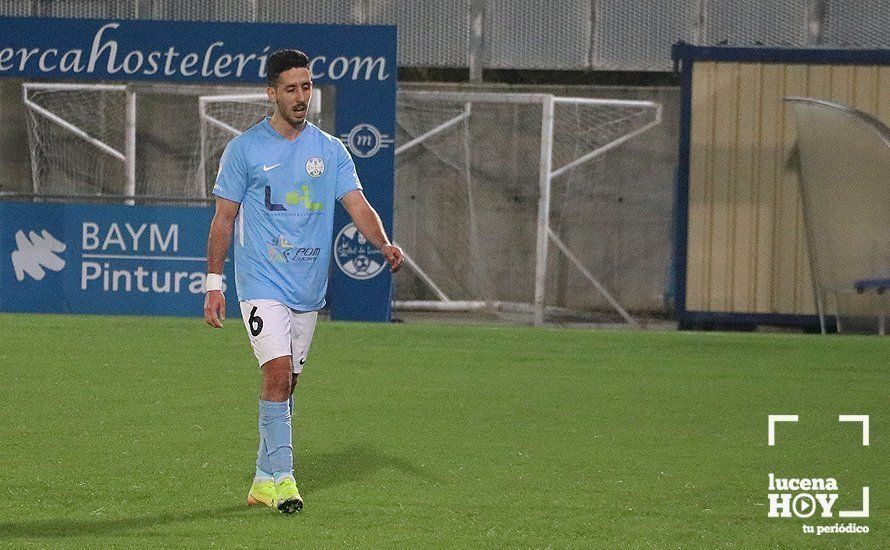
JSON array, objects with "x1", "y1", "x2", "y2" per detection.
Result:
[{"x1": 213, "y1": 119, "x2": 362, "y2": 311}]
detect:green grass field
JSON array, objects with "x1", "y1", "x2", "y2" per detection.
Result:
[{"x1": 0, "y1": 314, "x2": 887, "y2": 548}]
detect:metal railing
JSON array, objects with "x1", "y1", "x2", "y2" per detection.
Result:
[
  {"x1": 0, "y1": 192, "x2": 214, "y2": 206},
  {"x1": 1, "y1": 1, "x2": 886, "y2": 73}
]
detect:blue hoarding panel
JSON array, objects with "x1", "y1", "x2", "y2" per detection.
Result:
[{"x1": 0, "y1": 201, "x2": 238, "y2": 317}]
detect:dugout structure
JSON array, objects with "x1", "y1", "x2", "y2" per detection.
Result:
[
  {"x1": 787, "y1": 98, "x2": 889, "y2": 335},
  {"x1": 672, "y1": 44, "x2": 890, "y2": 331}
]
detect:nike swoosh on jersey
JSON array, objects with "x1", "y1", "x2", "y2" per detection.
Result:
[{"x1": 262, "y1": 164, "x2": 281, "y2": 171}]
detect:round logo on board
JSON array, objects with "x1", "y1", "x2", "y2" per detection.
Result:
[
  {"x1": 345, "y1": 124, "x2": 382, "y2": 158},
  {"x1": 305, "y1": 157, "x2": 325, "y2": 178},
  {"x1": 334, "y1": 223, "x2": 386, "y2": 280}
]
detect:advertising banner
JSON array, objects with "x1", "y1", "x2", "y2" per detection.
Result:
[
  {"x1": 0, "y1": 16, "x2": 396, "y2": 320},
  {"x1": 0, "y1": 201, "x2": 237, "y2": 317}
]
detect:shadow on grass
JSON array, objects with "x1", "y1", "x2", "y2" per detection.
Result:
[
  {"x1": 0, "y1": 446, "x2": 434, "y2": 540},
  {"x1": 299, "y1": 445, "x2": 439, "y2": 494},
  {"x1": 0, "y1": 504, "x2": 246, "y2": 540}
]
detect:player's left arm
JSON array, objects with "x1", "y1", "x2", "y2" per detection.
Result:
[{"x1": 340, "y1": 190, "x2": 403, "y2": 272}]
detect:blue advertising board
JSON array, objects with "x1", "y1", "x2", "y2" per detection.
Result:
[
  {"x1": 0, "y1": 16, "x2": 396, "y2": 321},
  {"x1": 0, "y1": 201, "x2": 238, "y2": 317}
]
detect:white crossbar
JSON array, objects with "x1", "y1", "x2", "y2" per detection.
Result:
[{"x1": 22, "y1": 96, "x2": 125, "y2": 161}]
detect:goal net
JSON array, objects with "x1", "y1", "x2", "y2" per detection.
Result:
[
  {"x1": 195, "y1": 91, "x2": 323, "y2": 196},
  {"x1": 23, "y1": 83, "x2": 130, "y2": 197},
  {"x1": 394, "y1": 91, "x2": 662, "y2": 326},
  {"x1": 21, "y1": 83, "x2": 322, "y2": 202},
  {"x1": 21, "y1": 83, "x2": 663, "y2": 326}
]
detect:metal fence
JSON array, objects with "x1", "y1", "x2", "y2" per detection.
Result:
[{"x1": 1, "y1": 1, "x2": 887, "y2": 71}]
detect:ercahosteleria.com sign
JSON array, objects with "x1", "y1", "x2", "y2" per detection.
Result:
[{"x1": 0, "y1": 20, "x2": 390, "y2": 82}]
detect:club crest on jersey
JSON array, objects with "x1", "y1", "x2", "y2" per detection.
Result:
[{"x1": 305, "y1": 157, "x2": 325, "y2": 178}]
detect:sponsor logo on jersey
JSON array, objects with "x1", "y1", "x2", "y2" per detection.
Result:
[
  {"x1": 11, "y1": 229, "x2": 66, "y2": 281},
  {"x1": 264, "y1": 185, "x2": 323, "y2": 213},
  {"x1": 340, "y1": 123, "x2": 393, "y2": 158},
  {"x1": 267, "y1": 235, "x2": 320, "y2": 264},
  {"x1": 334, "y1": 223, "x2": 386, "y2": 280}
]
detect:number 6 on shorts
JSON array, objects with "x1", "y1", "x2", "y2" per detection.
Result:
[
  {"x1": 248, "y1": 306, "x2": 263, "y2": 336},
  {"x1": 239, "y1": 299, "x2": 318, "y2": 373}
]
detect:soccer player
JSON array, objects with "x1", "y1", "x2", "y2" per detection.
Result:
[{"x1": 202, "y1": 49, "x2": 403, "y2": 514}]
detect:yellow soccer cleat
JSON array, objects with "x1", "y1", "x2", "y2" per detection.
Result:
[
  {"x1": 275, "y1": 476, "x2": 303, "y2": 514},
  {"x1": 247, "y1": 478, "x2": 277, "y2": 508}
]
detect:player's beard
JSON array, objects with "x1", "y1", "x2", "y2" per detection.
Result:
[{"x1": 276, "y1": 99, "x2": 308, "y2": 129}]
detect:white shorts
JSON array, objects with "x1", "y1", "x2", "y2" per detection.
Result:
[{"x1": 239, "y1": 299, "x2": 318, "y2": 373}]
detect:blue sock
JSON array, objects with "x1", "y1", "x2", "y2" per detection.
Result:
[
  {"x1": 256, "y1": 438, "x2": 273, "y2": 480},
  {"x1": 257, "y1": 396, "x2": 295, "y2": 479},
  {"x1": 258, "y1": 399, "x2": 293, "y2": 479}
]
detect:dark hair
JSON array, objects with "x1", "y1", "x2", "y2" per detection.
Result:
[{"x1": 266, "y1": 49, "x2": 310, "y2": 87}]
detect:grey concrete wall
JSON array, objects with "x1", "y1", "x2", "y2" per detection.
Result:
[{"x1": 0, "y1": 80, "x2": 33, "y2": 194}]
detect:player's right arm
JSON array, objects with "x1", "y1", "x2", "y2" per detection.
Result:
[
  {"x1": 204, "y1": 136, "x2": 249, "y2": 328},
  {"x1": 204, "y1": 197, "x2": 240, "y2": 328}
]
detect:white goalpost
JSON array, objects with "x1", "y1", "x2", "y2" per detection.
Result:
[
  {"x1": 22, "y1": 83, "x2": 322, "y2": 202},
  {"x1": 197, "y1": 93, "x2": 270, "y2": 198},
  {"x1": 393, "y1": 91, "x2": 663, "y2": 327},
  {"x1": 195, "y1": 90, "x2": 322, "y2": 196},
  {"x1": 23, "y1": 82, "x2": 136, "y2": 202}
]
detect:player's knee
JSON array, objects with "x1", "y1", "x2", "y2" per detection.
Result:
[{"x1": 261, "y1": 356, "x2": 293, "y2": 400}]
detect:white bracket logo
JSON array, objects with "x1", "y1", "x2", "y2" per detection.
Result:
[
  {"x1": 768, "y1": 414, "x2": 799, "y2": 446},
  {"x1": 838, "y1": 414, "x2": 869, "y2": 446},
  {"x1": 767, "y1": 414, "x2": 870, "y2": 519}
]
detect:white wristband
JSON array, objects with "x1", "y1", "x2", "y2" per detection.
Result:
[{"x1": 205, "y1": 273, "x2": 223, "y2": 292}]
